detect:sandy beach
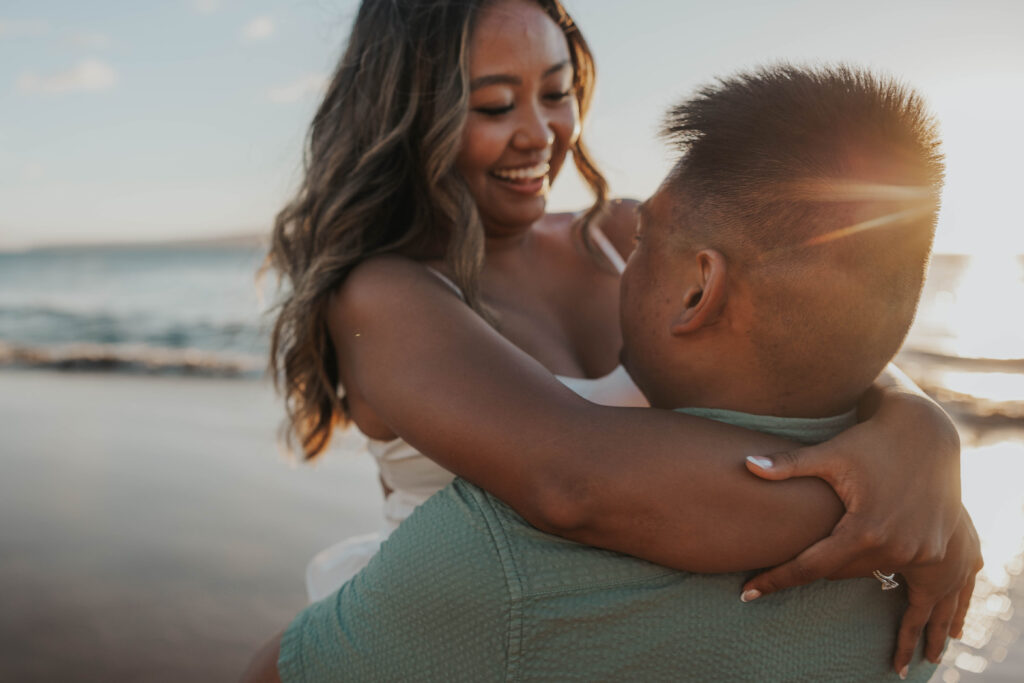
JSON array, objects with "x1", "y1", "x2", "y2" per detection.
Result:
[
  {"x1": 0, "y1": 369, "x2": 381, "y2": 681},
  {"x1": 1, "y1": 367, "x2": 1022, "y2": 681}
]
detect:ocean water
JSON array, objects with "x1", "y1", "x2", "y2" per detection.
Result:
[
  {"x1": 0, "y1": 244, "x2": 273, "y2": 375},
  {"x1": 900, "y1": 253, "x2": 1024, "y2": 422},
  {"x1": 1, "y1": 246, "x2": 1021, "y2": 414},
  {"x1": 906, "y1": 254, "x2": 1024, "y2": 361}
]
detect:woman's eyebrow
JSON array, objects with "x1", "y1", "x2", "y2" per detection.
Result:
[{"x1": 469, "y1": 60, "x2": 571, "y2": 91}]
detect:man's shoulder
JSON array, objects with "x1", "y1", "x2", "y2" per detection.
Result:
[
  {"x1": 381, "y1": 478, "x2": 508, "y2": 568},
  {"x1": 454, "y1": 481, "x2": 680, "y2": 597}
]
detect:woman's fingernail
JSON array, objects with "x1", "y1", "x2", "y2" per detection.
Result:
[
  {"x1": 740, "y1": 589, "x2": 761, "y2": 603},
  {"x1": 747, "y1": 455, "x2": 773, "y2": 470},
  {"x1": 899, "y1": 665, "x2": 908, "y2": 680}
]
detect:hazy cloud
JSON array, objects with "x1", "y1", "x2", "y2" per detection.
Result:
[
  {"x1": 22, "y1": 162, "x2": 44, "y2": 182},
  {"x1": 191, "y1": 0, "x2": 221, "y2": 14},
  {"x1": 68, "y1": 31, "x2": 111, "y2": 50},
  {"x1": 18, "y1": 59, "x2": 118, "y2": 94},
  {"x1": 242, "y1": 16, "x2": 274, "y2": 41},
  {"x1": 268, "y1": 74, "x2": 327, "y2": 104},
  {"x1": 0, "y1": 19, "x2": 49, "y2": 38}
]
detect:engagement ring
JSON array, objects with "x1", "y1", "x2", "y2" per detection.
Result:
[{"x1": 872, "y1": 570, "x2": 900, "y2": 590}]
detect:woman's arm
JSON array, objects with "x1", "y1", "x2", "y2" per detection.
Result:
[{"x1": 334, "y1": 255, "x2": 834, "y2": 570}]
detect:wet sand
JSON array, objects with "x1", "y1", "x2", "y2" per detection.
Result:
[
  {"x1": 0, "y1": 369, "x2": 381, "y2": 681},
  {"x1": 1, "y1": 368, "x2": 1022, "y2": 681}
]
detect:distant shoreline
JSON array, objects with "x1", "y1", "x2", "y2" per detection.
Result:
[
  {"x1": 0, "y1": 231, "x2": 268, "y2": 254},
  {"x1": 1, "y1": 235, "x2": 1020, "y2": 259}
]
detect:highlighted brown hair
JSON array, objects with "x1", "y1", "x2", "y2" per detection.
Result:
[{"x1": 265, "y1": 0, "x2": 607, "y2": 458}]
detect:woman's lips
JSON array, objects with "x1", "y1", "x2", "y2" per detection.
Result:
[{"x1": 490, "y1": 161, "x2": 550, "y2": 194}]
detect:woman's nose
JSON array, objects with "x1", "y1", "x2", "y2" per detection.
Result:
[{"x1": 512, "y1": 106, "x2": 555, "y2": 150}]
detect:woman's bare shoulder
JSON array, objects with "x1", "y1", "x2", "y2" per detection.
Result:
[
  {"x1": 337, "y1": 253, "x2": 431, "y2": 291},
  {"x1": 328, "y1": 255, "x2": 459, "y2": 333}
]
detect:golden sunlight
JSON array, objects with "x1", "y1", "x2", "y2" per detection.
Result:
[
  {"x1": 953, "y1": 438, "x2": 1024, "y2": 668},
  {"x1": 925, "y1": 254, "x2": 1024, "y2": 361}
]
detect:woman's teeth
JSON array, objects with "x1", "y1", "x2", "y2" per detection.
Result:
[{"x1": 491, "y1": 162, "x2": 550, "y2": 182}]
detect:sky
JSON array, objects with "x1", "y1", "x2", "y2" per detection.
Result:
[{"x1": 1, "y1": 0, "x2": 1022, "y2": 253}]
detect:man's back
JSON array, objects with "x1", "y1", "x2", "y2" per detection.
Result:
[{"x1": 279, "y1": 414, "x2": 936, "y2": 682}]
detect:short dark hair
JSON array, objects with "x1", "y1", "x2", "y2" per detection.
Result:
[{"x1": 661, "y1": 64, "x2": 945, "y2": 406}]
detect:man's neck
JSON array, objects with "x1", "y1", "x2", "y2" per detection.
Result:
[
  {"x1": 655, "y1": 368, "x2": 861, "y2": 419},
  {"x1": 674, "y1": 405, "x2": 859, "y2": 445}
]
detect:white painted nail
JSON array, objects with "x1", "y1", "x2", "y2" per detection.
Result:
[
  {"x1": 899, "y1": 665, "x2": 908, "y2": 680},
  {"x1": 740, "y1": 589, "x2": 761, "y2": 603},
  {"x1": 747, "y1": 455, "x2": 773, "y2": 470}
]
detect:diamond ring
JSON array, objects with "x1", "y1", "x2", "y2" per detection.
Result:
[{"x1": 872, "y1": 570, "x2": 900, "y2": 590}]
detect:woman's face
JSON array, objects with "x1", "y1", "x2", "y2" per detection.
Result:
[{"x1": 456, "y1": 0, "x2": 581, "y2": 235}]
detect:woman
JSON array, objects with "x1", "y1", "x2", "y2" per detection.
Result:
[{"x1": 261, "y1": 0, "x2": 977, "y2": 676}]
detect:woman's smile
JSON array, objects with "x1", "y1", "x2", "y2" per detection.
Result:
[{"x1": 490, "y1": 160, "x2": 551, "y2": 194}]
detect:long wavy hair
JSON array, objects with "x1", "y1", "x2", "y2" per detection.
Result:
[{"x1": 266, "y1": 0, "x2": 609, "y2": 459}]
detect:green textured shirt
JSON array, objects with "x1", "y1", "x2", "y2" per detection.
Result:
[{"x1": 279, "y1": 408, "x2": 934, "y2": 682}]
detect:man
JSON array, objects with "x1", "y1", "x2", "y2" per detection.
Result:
[{"x1": 251, "y1": 65, "x2": 973, "y2": 681}]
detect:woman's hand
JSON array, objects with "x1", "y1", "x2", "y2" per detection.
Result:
[
  {"x1": 738, "y1": 388, "x2": 977, "y2": 676},
  {"x1": 893, "y1": 509, "x2": 982, "y2": 676},
  {"x1": 741, "y1": 391, "x2": 962, "y2": 587}
]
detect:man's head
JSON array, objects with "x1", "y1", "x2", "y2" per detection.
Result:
[{"x1": 621, "y1": 65, "x2": 944, "y2": 416}]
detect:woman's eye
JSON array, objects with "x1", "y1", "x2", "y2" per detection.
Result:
[
  {"x1": 474, "y1": 104, "x2": 514, "y2": 116},
  {"x1": 544, "y1": 90, "x2": 572, "y2": 103}
]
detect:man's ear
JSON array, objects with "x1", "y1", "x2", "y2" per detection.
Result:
[{"x1": 669, "y1": 249, "x2": 727, "y2": 335}]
